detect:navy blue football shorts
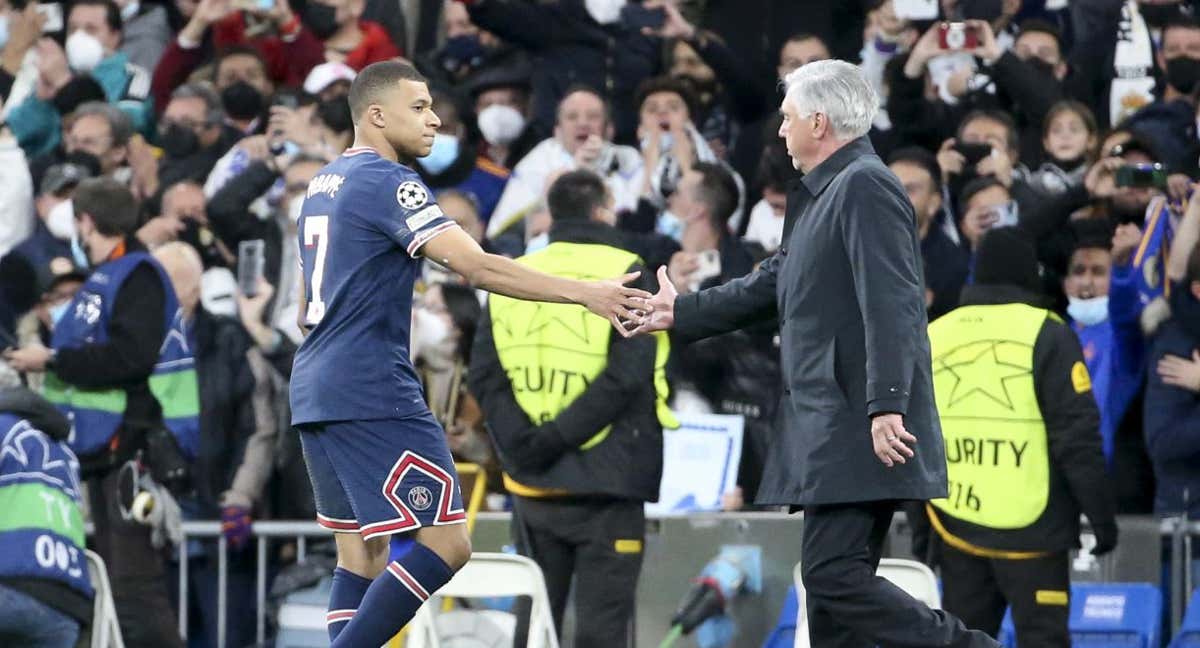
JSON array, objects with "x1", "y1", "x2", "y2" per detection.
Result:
[{"x1": 297, "y1": 411, "x2": 466, "y2": 540}]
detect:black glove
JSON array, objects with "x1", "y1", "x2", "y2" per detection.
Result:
[{"x1": 1091, "y1": 521, "x2": 1119, "y2": 556}]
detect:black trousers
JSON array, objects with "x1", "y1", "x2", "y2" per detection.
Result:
[
  {"x1": 88, "y1": 469, "x2": 183, "y2": 648},
  {"x1": 801, "y1": 501, "x2": 1000, "y2": 648},
  {"x1": 940, "y1": 544, "x2": 1071, "y2": 648},
  {"x1": 512, "y1": 496, "x2": 644, "y2": 648}
]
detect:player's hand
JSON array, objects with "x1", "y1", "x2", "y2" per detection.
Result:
[
  {"x1": 577, "y1": 271, "x2": 652, "y2": 332},
  {"x1": 618, "y1": 266, "x2": 677, "y2": 337},
  {"x1": 870, "y1": 413, "x2": 916, "y2": 467}
]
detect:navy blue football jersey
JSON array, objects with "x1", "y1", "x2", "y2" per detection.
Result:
[{"x1": 290, "y1": 147, "x2": 457, "y2": 424}]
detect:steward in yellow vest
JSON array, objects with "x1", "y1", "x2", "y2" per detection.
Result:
[
  {"x1": 468, "y1": 170, "x2": 674, "y2": 648},
  {"x1": 924, "y1": 228, "x2": 1117, "y2": 648}
]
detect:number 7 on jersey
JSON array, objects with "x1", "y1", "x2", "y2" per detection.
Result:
[{"x1": 303, "y1": 215, "x2": 329, "y2": 325}]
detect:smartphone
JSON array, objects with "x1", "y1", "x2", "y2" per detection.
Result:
[
  {"x1": 954, "y1": 141, "x2": 992, "y2": 166},
  {"x1": 237, "y1": 239, "x2": 266, "y2": 298},
  {"x1": 1115, "y1": 163, "x2": 1168, "y2": 189},
  {"x1": 36, "y1": 2, "x2": 63, "y2": 33},
  {"x1": 892, "y1": 0, "x2": 939, "y2": 21},
  {"x1": 938, "y1": 22, "x2": 979, "y2": 50},
  {"x1": 620, "y1": 3, "x2": 666, "y2": 30}
]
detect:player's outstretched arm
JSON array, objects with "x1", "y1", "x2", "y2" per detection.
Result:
[{"x1": 422, "y1": 226, "x2": 653, "y2": 328}]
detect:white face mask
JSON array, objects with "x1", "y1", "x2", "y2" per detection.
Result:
[
  {"x1": 476, "y1": 104, "x2": 526, "y2": 147},
  {"x1": 525, "y1": 232, "x2": 550, "y2": 255},
  {"x1": 1067, "y1": 295, "x2": 1110, "y2": 327},
  {"x1": 656, "y1": 210, "x2": 684, "y2": 242},
  {"x1": 66, "y1": 30, "x2": 105, "y2": 73},
  {"x1": 46, "y1": 199, "x2": 77, "y2": 241},
  {"x1": 585, "y1": 0, "x2": 626, "y2": 25}
]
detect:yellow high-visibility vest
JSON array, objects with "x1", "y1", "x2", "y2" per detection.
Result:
[
  {"x1": 928, "y1": 302, "x2": 1052, "y2": 529},
  {"x1": 489, "y1": 241, "x2": 678, "y2": 495}
]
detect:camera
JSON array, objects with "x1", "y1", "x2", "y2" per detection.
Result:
[
  {"x1": 938, "y1": 22, "x2": 980, "y2": 50},
  {"x1": 1115, "y1": 163, "x2": 1167, "y2": 189}
]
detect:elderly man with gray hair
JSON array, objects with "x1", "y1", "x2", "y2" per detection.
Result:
[{"x1": 628, "y1": 60, "x2": 999, "y2": 647}]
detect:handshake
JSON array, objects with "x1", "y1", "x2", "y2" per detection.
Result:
[{"x1": 607, "y1": 267, "x2": 677, "y2": 338}]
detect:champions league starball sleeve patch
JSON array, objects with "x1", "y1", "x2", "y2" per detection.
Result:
[{"x1": 396, "y1": 181, "x2": 429, "y2": 210}]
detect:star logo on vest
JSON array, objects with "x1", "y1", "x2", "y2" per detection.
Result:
[
  {"x1": 407, "y1": 485, "x2": 433, "y2": 511},
  {"x1": 933, "y1": 340, "x2": 1032, "y2": 410},
  {"x1": 397, "y1": 182, "x2": 428, "y2": 210}
]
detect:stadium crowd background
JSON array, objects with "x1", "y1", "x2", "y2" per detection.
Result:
[{"x1": 2, "y1": 0, "x2": 1200, "y2": 645}]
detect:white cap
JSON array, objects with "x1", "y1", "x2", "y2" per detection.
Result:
[{"x1": 303, "y1": 62, "x2": 357, "y2": 96}]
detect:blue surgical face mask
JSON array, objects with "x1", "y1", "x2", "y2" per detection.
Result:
[
  {"x1": 418, "y1": 134, "x2": 459, "y2": 175},
  {"x1": 657, "y1": 210, "x2": 684, "y2": 242},
  {"x1": 1067, "y1": 295, "x2": 1109, "y2": 327},
  {"x1": 0, "y1": 16, "x2": 9, "y2": 51},
  {"x1": 71, "y1": 232, "x2": 89, "y2": 269},
  {"x1": 48, "y1": 301, "x2": 71, "y2": 328}
]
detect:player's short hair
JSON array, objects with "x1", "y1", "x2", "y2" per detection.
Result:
[
  {"x1": 348, "y1": 61, "x2": 428, "y2": 124},
  {"x1": 547, "y1": 169, "x2": 609, "y2": 222},
  {"x1": 73, "y1": 177, "x2": 138, "y2": 236}
]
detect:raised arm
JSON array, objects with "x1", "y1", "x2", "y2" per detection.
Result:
[
  {"x1": 422, "y1": 226, "x2": 650, "y2": 328},
  {"x1": 1168, "y1": 187, "x2": 1200, "y2": 283}
]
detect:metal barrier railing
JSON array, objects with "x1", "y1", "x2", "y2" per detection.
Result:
[{"x1": 172, "y1": 514, "x2": 1200, "y2": 647}]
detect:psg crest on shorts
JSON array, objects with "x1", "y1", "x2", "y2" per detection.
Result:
[
  {"x1": 397, "y1": 182, "x2": 429, "y2": 210},
  {"x1": 408, "y1": 485, "x2": 433, "y2": 511}
]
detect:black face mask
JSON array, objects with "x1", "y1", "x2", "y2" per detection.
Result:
[
  {"x1": 303, "y1": 2, "x2": 341, "y2": 40},
  {"x1": 317, "y1": 95, "x2": 353, "y2": 135},
  {"x1": 440, "y1": 35, "x2": 486, "y2": 73},
  {"x1": 1166, "y1": 55, "x2": 1200, "y2": 94},
  {"x1": 1140, "y1": 1, "x2": 1184, "y2": 28},
  {"x1": 1027, "y1": 58, "x2": 1058, "y2": 79},
  {"x1": 159, "y1": 123, "x2": 200, "y2": 159},
  {"x1": 221, "y1": 81, "x2": 264, "y2": 121}
]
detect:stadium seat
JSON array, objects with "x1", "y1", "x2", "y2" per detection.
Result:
[
  {"x1": 877, "y1": 559, "x2": 942, "y2": 608},
  {"x1": 407, "y1": 552, "x2": 559, "y2": 648},
  {"x1": 86, "y1": 549, "x2": 125, "y2": 648},
  {"x1": 999, "y1": 582, "x2": 1161, "y2": 648},
  {"x1": 1168, "y1": 589, "x2": 1200, "y2": 647},
  {"x1": 789, "y1": 558, "x2": 941, "y2": 648},
  {"x1": 760, "y1": 585, "x2": 799, "y2": 648}
]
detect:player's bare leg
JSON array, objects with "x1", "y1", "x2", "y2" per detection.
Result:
[
  {"x1": 416, "y1": 523, "x2": 473, "y2": 571},
  {"x1": 335, "y1": 533, "x2": 391, "y2": 579}
]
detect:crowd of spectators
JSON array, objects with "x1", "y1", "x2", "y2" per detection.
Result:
[{"x1": 3, "y1": 0, "x2": 1200, "y2": 644}]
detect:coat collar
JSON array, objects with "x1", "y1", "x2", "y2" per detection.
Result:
[{"x1": 800, "y1": 136, "x2": 876, "y2": 197}]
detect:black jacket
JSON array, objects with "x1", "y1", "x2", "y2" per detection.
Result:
[
  {"x1": 54, "y1": 238, "x2": 167, "y2": 469},
  {"x1": 192, "y1": 309, "x2": 261, "y2": 515},
  {"x1": 929, "y1": 284, "x2": 1116, "y2": 553},
  {"x1": 675, "y1": 137, "x2": 947, "y2": 506},
  {"x1": 468, "y1": 220, "x2": 663, "y2": 501}
]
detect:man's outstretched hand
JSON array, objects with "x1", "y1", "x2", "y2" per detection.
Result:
[
  {"x1": 617, "y1": 266, "x2": 677, "y2": 337},
  {"x1": 576, "y1": 271, "x2": 655, "y2": 333}
]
